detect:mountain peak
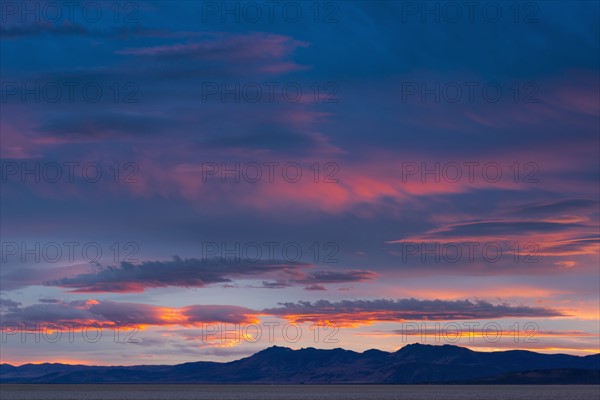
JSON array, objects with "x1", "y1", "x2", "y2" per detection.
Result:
[
  {"x1": 393, "y1": 343, "x2": 476, "y2": 362},
  {"x1": 257, "y1": 345, "x2": 292, "y2": 354},
  {"x1": 398, "y1": 343, "x2": 468, "y2": 351}
]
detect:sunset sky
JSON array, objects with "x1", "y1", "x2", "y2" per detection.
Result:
[{"x1": 0, "y1": 1, "x2": 598, "y2": 366}]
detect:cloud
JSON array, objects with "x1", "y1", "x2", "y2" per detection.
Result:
[
  {"x1": 388, "y1": 215, "x2": 599, "y2": 259},
  {"x1": 46, "y1": 256, "x2": 376, "y2": 293},
  {"x1": 36, "y1": 112, "x2": 173, "y2": 141},
  {"x1": 0, "y1": 23, "x2": 165, "y2": 40},
  {"x1": 0, "y1": 23, "x2": 91, "y2": 39},
  {"x1": 539, "y1": 236, "x2": 600, "y2": 257},
  {"x1": 47, "y1": 257, "x2": 304, "y2": 292},
  {"x1": 182, "y1": 305, "x2": 258, "y2": 325},
  {"x1": 0, "y1": 264, "x2": 93, "y2": 292},
  {"x1": 38, "y1": 298, "x2": 62, "y2": 303},
  {"x1": 263, "y1": 298, "x2": 564, "y2": 326},
  {"x1": 555, "y1": 261, "x2": 577, "y2": 268},
  {"x1": 294, "y1": 270, "x2": 377, "y2": 284},
  {"x1": 0, "y1": 299, "x2": 257, "y2": 329},
  {"x1": 1, "y1": 298, "x2": 564, "y2": 331},
  {"x1": 405, "y1": 219, "x2": 587, "y2": 239},
  {"x1": 117, "y1": 32, "x2": 309, "y2": 74},
  {"x1": 0, "y1": 298, "x2": 22, "y2": 311},
  {"x1": 118, "y1": 32, "x2": 308, "y2": 58},
  {"x1": 260, "y1": 270, "x2": 377, "y2": 291},
  {"x1": 304, "y1": 285, "x2": 327, "y2": 291},
  {"x1": 1, "y1": 301, "x2": 98, "y2": 327},
  {"x1": 510, "y1": 199, "x2": 600, "y2": 217}
]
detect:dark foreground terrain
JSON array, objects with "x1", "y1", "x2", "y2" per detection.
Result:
[{"x1": 1, "y1": 384, "x2": 600, "y2": 400}]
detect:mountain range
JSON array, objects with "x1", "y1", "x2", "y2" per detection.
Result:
[{"x1": 1, "y1": 344, "x2": 599, "y2": 384}]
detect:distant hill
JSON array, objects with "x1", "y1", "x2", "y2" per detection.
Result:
[{"x1": 1, "y1": 344, "x2": 599, "y2": 384}]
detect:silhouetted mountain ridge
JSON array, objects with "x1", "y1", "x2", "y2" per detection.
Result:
[{"x1": 1, "y1": 344, "x2": 598, "y2": 384}]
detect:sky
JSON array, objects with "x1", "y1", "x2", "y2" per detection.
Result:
[{"x1": 0, "y1": 0, "x2": 598, "y2": 366}]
